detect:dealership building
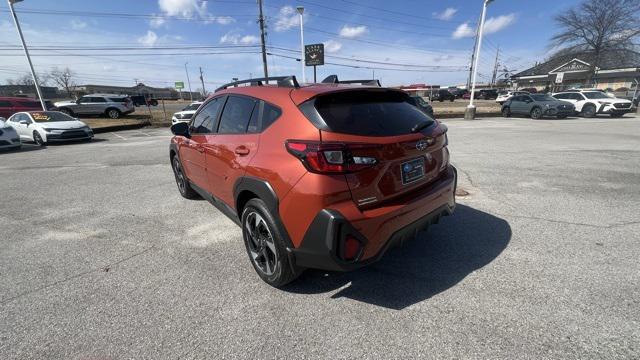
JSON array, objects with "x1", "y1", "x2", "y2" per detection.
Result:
[
  {"x1": 511, "y1": 49, "x2": 640, "y2": 93},
  {"x1": 74, "y1": 83, "x2": 201, "y2": 100}
]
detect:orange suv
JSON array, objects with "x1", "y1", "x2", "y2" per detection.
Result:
[{"x1": 169, "y1": 76, "x2": 457, "y2": 287}]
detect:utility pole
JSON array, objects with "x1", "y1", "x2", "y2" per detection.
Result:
[
  {"x1": 491, "y1": 46, "x2": 500, "y2": 88},
  {"x1": 8, "y1": 0, "x2": 46, "y2": 111},
  {"x1": 296, "y1": 6, "x2": 306, "y2": 83},
  {"x1": 199, "y1": 67, "x2": 206, "y2": 99},
  {"x1": 257, "y1": 0, "x2": 269, "y2": 82},
  {"x1": 465, "y1": 0, "x2": 494, "y2": 120},
  {"x1": 185, "y1": 62, "x2": 193, "y2": 102},
  {"x1": 466, "y1": 13, "x2": 483, "y2": 90}
]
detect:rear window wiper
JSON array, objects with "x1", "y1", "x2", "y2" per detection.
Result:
[{"x1": 410, "y1": 121, "x2": 432, "y2": 133}]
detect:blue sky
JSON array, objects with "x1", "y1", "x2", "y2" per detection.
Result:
[{"x1": 0, "y1": 0, "x2": 583, "y2": 90}]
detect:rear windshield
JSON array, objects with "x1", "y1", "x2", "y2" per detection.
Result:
[
  {"x1": 305, "y1": 90, "x2": 434, "y2": 136},
  {"x1": 31, "y1": 111, "x2": 76, "y2": 122},
  {"x1": 18, "y1": 101, "x2": 42, "y2": 107}
]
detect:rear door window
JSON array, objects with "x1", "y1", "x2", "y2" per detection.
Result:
[
  {"x1": 217, "y1": 96, "x2": 257, "y2": 134},
  {"x1": 261, "y1": 103, "x2": 281, "y2": 130},
  {"x1": 305, "y1": 90, "x2": 433, "y2": 136},
  {"x1": 16, "y1": 101, "x2": 41, "y2": 108},
  {"x1": 0, "y1": 101, "x2": 12, "y2": 108}
]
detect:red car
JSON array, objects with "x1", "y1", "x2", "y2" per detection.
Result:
[
  {"x1": 169, "y1": 76, "x2": 457, "y2": 287},
  {"x1": 0, "y1": 97, "x2": 45, "y2": 119}
]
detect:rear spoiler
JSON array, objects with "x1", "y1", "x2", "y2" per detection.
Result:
[{"x1": 321, "y1": 75, "x2": 381, "y2": 87}]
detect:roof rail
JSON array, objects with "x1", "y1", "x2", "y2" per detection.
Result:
[
  {"x1": 321, "y1": 75, "x2": 381, "y2": 87},
  {"x1": 215, "y1": 76, "x2": 300, "y2": 92}
]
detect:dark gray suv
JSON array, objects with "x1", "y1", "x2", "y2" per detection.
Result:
[{"x1": 55, "y1": 94, "x2": 135, "y2": 119}]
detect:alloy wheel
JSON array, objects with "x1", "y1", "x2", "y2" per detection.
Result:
[
  {"x1": 172, "y1": 158, "x2": 186, "y2": 195},
  {"x1": 244, "y1": 212, "x2": 277, "y2": 276}
]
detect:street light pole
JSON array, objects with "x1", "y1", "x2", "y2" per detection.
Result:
[
  {"x1": 184, "y1": 62, "x2": 193, "y2": 102},
  {"x1": 7, "y1": 0, "x2": 46, "y2": 111},
  {"x1": 465, "y1": 0, "x2": 493, "y2": 120},
  {"x1": 296, "y1": 6, "x2": 306, "y2": 84}
]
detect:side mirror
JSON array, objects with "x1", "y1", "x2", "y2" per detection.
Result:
[{"x1": 170, "y1": 122, "x2": 190, "y2": 138}]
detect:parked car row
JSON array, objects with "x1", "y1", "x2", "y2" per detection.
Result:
[
  {"x1": 500, "y1": 89, "x2": 634, "y2": 119},
  {"x1": 0, "y1": 111, "x2": 93, "y2": 149}
]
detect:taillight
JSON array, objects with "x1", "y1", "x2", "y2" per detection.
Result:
[{"x1": 285, "y1": 140, "x2": 379, "y2": 174}]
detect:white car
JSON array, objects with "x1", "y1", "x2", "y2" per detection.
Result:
[
  {"x1": 0, "y1": 117, "x2": 21, "y2": 150},
  {"x1": 172, "y1": 101, "x2": 203, "y2": 124},
  {"x1": 496, "y1": 91, "x2": 529, "y2": 105},
  {"x1": 552, "y1": 90, "x2": 634, "y2": 118},
  {"x1": 5, "y1": 111, "x2": 94, "y2": 146}
]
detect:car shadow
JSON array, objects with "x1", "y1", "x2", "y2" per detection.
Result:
[
  {"x1": 283, "y1": 204, "x2": 511, "y2": 310},
  {"x1": 0, "y1": 144, "x2": 45, "y2": 153},
  {"x1": 45, "y1": 138, "x2": 108, "y2": 146}
]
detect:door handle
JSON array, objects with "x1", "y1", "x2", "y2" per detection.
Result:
[{"x1": 235, "y1": 146, "x2": 250, "y2": 156}]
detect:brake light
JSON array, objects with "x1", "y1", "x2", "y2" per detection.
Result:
[{"x1": 285, "y1": 140, "x2": 379, "y2": 174}]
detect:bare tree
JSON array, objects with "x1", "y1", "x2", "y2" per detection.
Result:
[
  {"x1": 50, "y1": 67, "x2": 77, "y2": 97},
  {"x1": 552, "y1": 0, "x2": 640, "y2": 82},
  {"x1": 6, "y1": 73, "x2": 35, "y2": 86}
]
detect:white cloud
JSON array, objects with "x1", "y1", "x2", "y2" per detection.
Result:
[
  {"x1": 137, "y1": 30, "x2": 159, "y2": 47},
  {"x1": 339, "y1": 25, "x2": 368, "y2": 39},
  {"x1": 149, "y1": 14, "x2": 166, "y2": 28},
  {"x1": 274, "y1": 6, "x2": 304, "y2": 32},
  {"x1": 433, "y1": 8, "x2": 457, "y2": 21},
  {"x1": 452, "y1": 23, "x2": 475, "y2": 39},
  {"x1": 324, "y1": 40, "x2": 342, "y2": 53},
  {"x1": 214, "y1": 16, "x2": 235, "y2": 25},
  {"x1": 70, "y1": 19, "x2": 87, "y2": 30},
  {"x1": 240, "y1": 35, "x2": 259, "y2": 45},
  {"x1": 158, "y1": 0, "x2": 207, "y2": 18},
  {"x1": 484, "y1": 14, "x2": 516, "y2": 34},
  {"x1": 219, "y1": 32, "x2": 259, "y2": 45}
]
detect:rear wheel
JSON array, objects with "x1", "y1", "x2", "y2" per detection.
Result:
[
  {"x1": 530, "y1": 107, "x2": 543, "y2": 119},
  {"x1": 582, "y1": 104, "x2": 596, "y2": 118},
  {"x1": 106, "y1": 108, "x2": 121, "y2": 119},
  {"x1": 171, "y1": 155, "x2": 198, "y2": 199},
  {"x1": 241, "y1": 198, "x2": 299, "y2": 287},
  {"x1": 502, "y1": 107, "x2": 511, "y2": 117},
  {"x1": 33, "y1": 131, "x2": 45, "y2": 146}
]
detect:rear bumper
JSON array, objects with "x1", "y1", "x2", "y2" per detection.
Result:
[{"x1": 289, "y1": 166, "x2": 457, "y2": 272}]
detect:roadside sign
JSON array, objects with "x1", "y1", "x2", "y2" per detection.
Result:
[
  {"x1": 555, "y1": 72, "x2": 564, "y2": 84},
  {"x1": 175, "y1": 81, "x2": 185, "y2": 89},
  {"x1": 305, "y1": 44, "x2": 324, "y2": 66}
]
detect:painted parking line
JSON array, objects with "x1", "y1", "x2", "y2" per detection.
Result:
[
  {"x1": 110, "y1": 132, "x2": 127, "y2": 140},
  {"x1": 134, "y1": 130, "x2": 152, "y2": 137}
]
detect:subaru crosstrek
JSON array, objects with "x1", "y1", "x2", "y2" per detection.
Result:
[{"x1": 169, "y1": 76, "x2": 457, "y2": 287}]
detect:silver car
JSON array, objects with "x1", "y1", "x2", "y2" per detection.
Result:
[
  {"x1": 0, "y1": 117, "x2": 21, "y2": 150},
  {"x1": 54, "y1": 94, "x2": 135, "y2": 119}
]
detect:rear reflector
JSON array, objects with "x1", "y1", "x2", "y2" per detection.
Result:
[{"x1": 343, "y1": 235, "x2": 362, "y2": 261}]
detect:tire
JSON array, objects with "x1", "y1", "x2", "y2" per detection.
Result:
[
  {"x1": 241, "y1": 198, "x2": 299, "y2": 287},
  {"x1": 502, "y1": 107, "x2": 511, "y2": 118},
  {"x1": 530, "y1": 107, "x2": 543, "y2": 119},
  {"x1": 58, "y1": 108, "x2": 74, "y2": 117},
  {"x1": 449, "y1": 98, "x2": 454, "y2": 102},
  {"x1": 106, "y1": 108, "x2": 121, "y2": 119},
  {"x1": 582, "y1": 104, "x2": 596, "y2": 118},
  {"x1": 171, "y1": 155, "x2": 199, "y2": 199},
  {"x1": 33, "y1": 131, "x2": 46, "y2": 146}
]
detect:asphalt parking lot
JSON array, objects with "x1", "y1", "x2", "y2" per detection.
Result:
[{"x1": 1, "y1": 116, "x2": 639, "y2": 359}]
